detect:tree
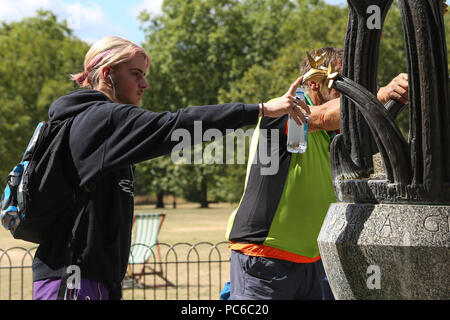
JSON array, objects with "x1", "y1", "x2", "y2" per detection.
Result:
[
  {"x1": 136, "y1": 0, "x2": 350, "y2": 207},
  {"x1": 135, "y1": 0, "x2": 425, "y2": 207},
  {"x1": 134, "y1": 156, "x2": 184, "y2": 208},
  {"x1": 138, "y1": 0, "x2": 256, "y2": 207},
  {"x1": 0, "y1": 11, "x2": 88, "y2": 179},
  {"x1": 221, "y1": 0, "x2": 349, "y2": 103}
]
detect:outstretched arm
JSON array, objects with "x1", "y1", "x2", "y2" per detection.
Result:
[
  {"x1": 307, "y1": 73, "x2": 409, "y2": 132},
  {"x1": 377, "y1": 73, "x2": 409, "y2": 105},
  {"x1": 308, "y1": 98, "x2": 340, "y2": 132}
]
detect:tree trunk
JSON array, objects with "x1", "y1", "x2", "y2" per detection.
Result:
[
  {"x1": 156, "y1": 191, "x2": 165, "y2": 208},
  {"x1": 200, "y1": 175, "x2": 208, "y2": 208}
]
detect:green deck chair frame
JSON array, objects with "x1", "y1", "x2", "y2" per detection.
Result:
[{"x1": 128, "y1": 213, "x2": 173, "y2": 287}]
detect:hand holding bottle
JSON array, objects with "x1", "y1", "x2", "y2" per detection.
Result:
[
  {"x1": 287, "y1": 86, "x2": 309, "y2": 153},
  {"x1": 259, "y1": 76, "x2": 311, "y2": 125}
]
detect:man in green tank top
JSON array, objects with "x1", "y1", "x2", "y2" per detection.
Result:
[{"x1": 226, "y1": 47, "x2": 409, "y2": 300}]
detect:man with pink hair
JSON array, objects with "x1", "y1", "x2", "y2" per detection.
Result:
[{"x1": 32, "y1": 36, "x2": 310, "y2": 300}]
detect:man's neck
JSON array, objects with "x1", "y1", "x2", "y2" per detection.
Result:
[{"x1": 306, "y1": 90, "x2": 324, "y2": 106}]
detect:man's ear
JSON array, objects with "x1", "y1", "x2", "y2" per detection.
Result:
[{"x1": 101, "y1": 66, "x2": 112, "y2": 82}]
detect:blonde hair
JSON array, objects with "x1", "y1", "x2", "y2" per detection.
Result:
[{"x1": 71, "y1": 36, "x2": 150, "y2": 88}]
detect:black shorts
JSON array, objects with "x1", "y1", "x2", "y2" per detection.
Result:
[{"x1": 230, "y1": 250, "x2": 333, "y2": 300}]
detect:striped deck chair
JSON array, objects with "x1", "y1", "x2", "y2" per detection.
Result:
[{"x1": 127, "y1": 213, "x2": 173, "y2": 287}]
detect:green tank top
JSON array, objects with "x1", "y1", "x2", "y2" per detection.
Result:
[{"x1": 226, "y1": 95, "x2": 336, "y2": 258}]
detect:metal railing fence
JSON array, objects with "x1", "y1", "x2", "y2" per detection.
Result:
[{"x1": 0, "y1": 241, "x2": 231, "y2": 300}]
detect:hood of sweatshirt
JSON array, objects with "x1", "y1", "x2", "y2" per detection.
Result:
[{"x1": 48, "y1": 89, "x2": 112, "y2": 121}]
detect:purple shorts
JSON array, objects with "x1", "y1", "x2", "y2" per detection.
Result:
[{"x1": 33, "y1": 278, "x2": 109, "y2": 300}]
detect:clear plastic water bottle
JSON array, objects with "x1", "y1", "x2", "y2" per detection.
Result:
[{"x1": 287, "y1": 86, "x2": 308, "y2": 153}]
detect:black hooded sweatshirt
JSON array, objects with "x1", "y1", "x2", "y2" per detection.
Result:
[{"x1": 32, "y1": 89, "x2": 259, "y2": 299}]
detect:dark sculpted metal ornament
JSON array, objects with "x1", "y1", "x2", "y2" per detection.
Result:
[
  {"x1": 314, "y1": 0, "x2": 449, "y2": 300},
  {"x1": 307, "y1": 0, "x2": 449, "y2": 204}
]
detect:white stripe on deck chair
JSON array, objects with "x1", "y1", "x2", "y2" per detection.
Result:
[{"x1": 129, "y1": 213, "x2": 161, "y2": 264}]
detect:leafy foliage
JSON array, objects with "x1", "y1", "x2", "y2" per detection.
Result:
[{"x1": 0, "y1": 11, "x2": 88, "y2": 179}]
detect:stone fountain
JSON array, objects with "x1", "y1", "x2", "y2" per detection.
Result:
[{"x1": 316, "y1": 0, "x2": 449, "y2": 299}]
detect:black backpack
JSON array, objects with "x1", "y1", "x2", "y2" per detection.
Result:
[{"x1": 1, "y1": 117, "x2": 85, "y2": 244}]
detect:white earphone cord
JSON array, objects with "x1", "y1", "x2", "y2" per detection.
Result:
[{"x1": 108, "y1": 75, "x2": 116, "y2": 100}]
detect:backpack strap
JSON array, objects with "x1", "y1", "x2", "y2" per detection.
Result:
[{"x1": 56, "y1": 190, "x2": 90, "y2": 300}]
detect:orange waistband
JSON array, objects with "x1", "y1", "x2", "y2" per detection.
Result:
[{"x1": 229, "y1": 242, "x2": 320, "y2": 263}]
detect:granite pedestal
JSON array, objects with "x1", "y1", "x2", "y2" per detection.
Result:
[{"x1": 317, "y1": 203, "x2": 450, "y2": 299}]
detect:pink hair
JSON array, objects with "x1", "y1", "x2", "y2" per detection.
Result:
[
  {"x1": 72, "y1": 49, "x2": 113, "y2": 86},
  {"x1": 86, "y1": 49, "x2": 113, "y2": 72},
  {"x1": 72, "y1": 70, "x2": 90, "y2": 86}
]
